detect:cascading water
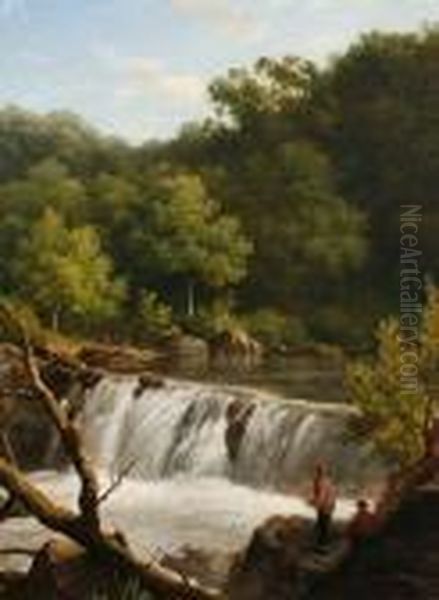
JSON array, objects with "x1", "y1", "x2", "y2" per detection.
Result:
[
  {"x1": 1, "y1": 375, "x2": 385, "y2": 580},
  {"x1": 81, "y1": 376, "x2": 383, "y2": 492}
]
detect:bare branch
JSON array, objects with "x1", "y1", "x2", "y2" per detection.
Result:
[
  {"x1": 1, "y1": 432, "x2": 18, "y2": 468},
  {"x1": 0, "y1": 301, "x2": 100, "y2": 529},
  {"x1": 97, "y1": 459, "x2": 137, "y2": 506},
  {"x1": 0, "y1": 549, "x2": 38, "y2": 557}
]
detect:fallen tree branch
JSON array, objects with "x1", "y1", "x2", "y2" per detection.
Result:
[
  {"x1": 1, "y1": 431, "x2": 18, "y2": 468},
  {"x1": 0, "y1": 548, "x2": 38, "y2": 557},
  {"x1": 0, "y1": 457, "x2": 219, "y2": 599},
  {"x1": 0, "y1": 302, "x2": 221, "y2": 599},
  {"x1": 0, "y1": 302, "x2": 99, "y2": 528}
]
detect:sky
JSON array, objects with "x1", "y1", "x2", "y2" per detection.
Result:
[{"x1": 0, "y1": 0, "x2": 438, "y2": 143}]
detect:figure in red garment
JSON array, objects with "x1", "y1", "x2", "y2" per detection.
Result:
[
  {"x1": 310, "y1": 462, "x2": 337, "y2": 549},
  {"x1": 347, "y1": 499, "x2": 379, "y2": 545}
]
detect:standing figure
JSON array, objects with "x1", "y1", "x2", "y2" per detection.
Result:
[
  {"x1": 347, "y1": 499, "x2": 379, "y2": 545},
  {"x1": 310, "y1": 462, "x2": 337, "y2": 549}
]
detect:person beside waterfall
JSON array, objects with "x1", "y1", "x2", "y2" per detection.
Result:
[{"x1": 309, "y1": 462, "x2": 337, "y2": 549}]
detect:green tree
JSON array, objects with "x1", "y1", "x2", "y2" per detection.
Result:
[
  {"x1": 0, "y1": 159, "x2": 87, "y2": 291},
  {"x1": 137, "y1": 172, "x2": 252, "y2": 316},
  {"x1": 16, "y1": 209, "x2": 124, "y2": 331},
  {"x1": 170, "y1": 58, "x2": 368, "y2": 317},
  {"x1": 345, "y1": 287, "x2": 439, "y2": 467},
  {"x1": 0, "y1": 106, "x2": 131, "y2": 183},
  {"x1": 209, "y1": 56, "x2": 315, "y2": 138},
  {"x1": 135, "y1": 291, "x2": 174, "y2": 343},
  {"x1": 316, "y1": 28, "x2": 439, "y2": 304}
]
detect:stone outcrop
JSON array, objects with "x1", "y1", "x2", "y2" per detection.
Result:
[
  {"x1": 307, "y1": 484, "x2": 439, "y2": 600},
  {"x1": 209, "y1": 329, "x2": 263, "y2": 366},
  {"x1": 0, "y1": 343, "x2": 103, "y2": 469},
  {"x1": 228, "y1": 515, "x2": 307, "y2": 600},
  {"x1": 228, "y1": 458, "x2": 439, "y2": 600},
  {"x1": 133, "y1": 373, "x2": 165, "y2": 398}
]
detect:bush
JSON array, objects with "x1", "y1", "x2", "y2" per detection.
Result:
[
  {"x1": 0, "y1": 296, "x2": 47, "y2": 345},
  {"x1": 177, "y1": 298, "x2": 241, "y2": 340},
  {"x1": 134, "y1": 291, "x2": 174, "y2": 343},
  {"x1": 345, "y1": 286, "x2": 439, "y2": 467},
  {"x1": 245, "y1": 309, "x2": 308, "y2": 349}
]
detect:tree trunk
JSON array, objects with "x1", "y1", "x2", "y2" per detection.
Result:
[
  {"x1": 187, "y1": 280, "x2": 196, "y2": 317},
  {"x1": 51, "y1": 306, "x2": 61, "y2": 332},
  {"x1": 0, "y1": 458, "x2": 220, "y2": 599}
]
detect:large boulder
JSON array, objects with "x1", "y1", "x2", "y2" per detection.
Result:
[
  {"x1": 209, "y1": 329, "x2": 263, "y2": 365},
  {"x1": 0, "y1": 343, "x2": 103, "y2": 469},
  {"x1": 308, "y1": 466, "x2": 439, "y2": 600},
  {"x1": 228, "y1": 515, "x2": 307, "y2": 600},
  {"x1": 224, "y1": 399, "x2": 255, "y2": 462}
]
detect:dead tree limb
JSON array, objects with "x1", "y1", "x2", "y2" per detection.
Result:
[
  {"x1": 1, "y1": 431, "x2": 18, "y2": 468},
  {"x1": 97, "y1": 458, "x2": 137, "y2": 506},
  {"x1": 0, "y1": 303, "x2": 221, "y2": 599},
  {"x1": 1, "y1": 303, "x2": 100, "y2": 530}
]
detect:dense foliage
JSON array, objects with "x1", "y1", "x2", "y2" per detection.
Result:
[
  {"x1": 1, "y1": 27, "x2": 438, "y2": 346},
  {"x1": 346, "y1": 286, "x2": 439, "y2": 466}
]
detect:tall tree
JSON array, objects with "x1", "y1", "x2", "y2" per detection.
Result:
[
  {"x1": 15, "y1": 209, "x2": 124, "y2": 330},
  {"x1": 140, "y1": 173, "x2": 252, "y2": 315}
]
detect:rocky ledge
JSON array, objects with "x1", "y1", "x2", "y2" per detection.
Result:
[{"x1": 0, "y1": 341, "x2": 162, "y2": 469}]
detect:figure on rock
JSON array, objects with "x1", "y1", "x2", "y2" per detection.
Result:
[{"x1": 309, "y1": 462, "x2": 337, "y2": 550}]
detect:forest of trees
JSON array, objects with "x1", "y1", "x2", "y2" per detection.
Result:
[{"x1": 1, "y1": 27, "x2": 438, "y2": 349}]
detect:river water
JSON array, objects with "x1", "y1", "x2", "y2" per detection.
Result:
[{"x1": 0, "y1": 365, "x2": 385, "y2": 582}]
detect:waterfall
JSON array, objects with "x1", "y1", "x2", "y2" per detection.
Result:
[
  {"x1": 81, "y1": 376, "x2": 383, "y2": 493},
  {"x1": 2, "y1": 376, "x2": 383, "y2": 574}
]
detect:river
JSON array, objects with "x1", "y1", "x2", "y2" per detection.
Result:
[{"x1": 0, "y1": 362, "x2": 385, "y2": 585}]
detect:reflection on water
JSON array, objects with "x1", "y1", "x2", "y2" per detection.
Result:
[{"x1": 158, "y1": 354, "x2": 345, "y2": 404}]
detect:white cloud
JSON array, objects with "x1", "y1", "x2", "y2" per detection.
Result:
[
  {"x1": 94, "y1": 46, "x2": 207, "y2": 106},
  {"x1": 171, "y1": 0, "x2": 265, "y2": 41},
  {"x1": 120, "y1": 56, "x2": 206, "y2": 104}
]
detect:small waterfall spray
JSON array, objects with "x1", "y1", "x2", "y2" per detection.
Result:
[{"x1": 81, "y1": 376, "x2": 383, "y2": 492}]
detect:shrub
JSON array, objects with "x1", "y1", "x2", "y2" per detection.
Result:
[
  {"x1": 345, "y1": 286, "x2": 439, "y2": 467},
  {"x1": 245, "y1": 309, "x2": 307, "y2": 349},
  {"x1": 134, "y1": 291, "x2": 174, "y2": 343}
]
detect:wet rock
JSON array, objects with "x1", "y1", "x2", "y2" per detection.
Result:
[
  {"x1": 225, "y1": 400, "x2": 255, "y2": 462},
  {"x1": 0, "y1": 343, "x2": 102, "y2": 469},
  {"x1": 0, "y1": 344, "x2": 51, "y2": 468},
  {"x1": 228, "y1": 515, "x2": 306, "y2": 600},
  {"x1": 165, "y1": 334, "x2": 209, "y2": 363},
  {"x1": 76, "y1": 367, "x2": 104, "y2": 392},
  {"x1": 25, "y1": 538, "x2": 89, "y2": 600},
  {"x1": 209, "y1": 329, "x2": 263, "y2": 364},
  {"x1": 23, "y1": 538, "x2": 157, "y2": 600},
  {"x1": 133, "y1": 373, "x2": 165, "y2": 399}
]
